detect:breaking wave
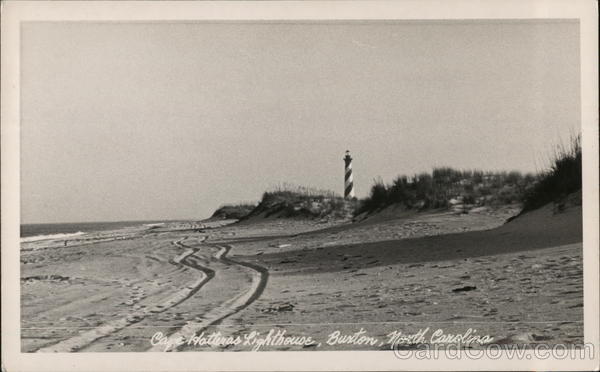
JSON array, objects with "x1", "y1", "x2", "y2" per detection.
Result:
[
  {"x1": 21, "y1": 231, "x2": 86, "y2": 243},
  {"x1": 144, "y1": 223, "x2": 165, "y2": 227}
]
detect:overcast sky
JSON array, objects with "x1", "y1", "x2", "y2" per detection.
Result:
[{"x1": 21, "y1": 21, "x2": 580, "y2": 224}]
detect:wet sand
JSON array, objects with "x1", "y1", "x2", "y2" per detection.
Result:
[{"x1": 21, "y1": 204, "x2": 582, "y2": 352}]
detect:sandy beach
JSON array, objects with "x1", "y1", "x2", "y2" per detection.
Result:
[{"x1": 20, "y1": 202, "x2": 582, "y2": 352}]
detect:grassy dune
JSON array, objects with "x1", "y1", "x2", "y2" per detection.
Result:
[
  {"x1": 244, "y1": 184, "x2": 354, "y2": 220},
  {"x1": 358, "y1": 136, "x2": 582, "y2": 216},
  {"x1": 211, "y1": 136, "x2": 582, "y2": 222},
  {"x1": 357, "y1": 168, "x2": 534, "y2": 215},
  {"x1": 522, "y1": 136, "x2": 582, "y2": 212}
]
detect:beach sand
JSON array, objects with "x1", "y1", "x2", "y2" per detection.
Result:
[{"x1": 20, "y1": 204, "x2": 582, "y2": 352}]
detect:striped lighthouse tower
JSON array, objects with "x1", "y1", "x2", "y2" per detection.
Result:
[{"x1": 343, "y1": 150, "x2": 355, "y2": 199}]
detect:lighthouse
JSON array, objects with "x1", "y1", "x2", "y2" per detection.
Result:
[{"x1": 343, "y1": 150, "x2": 355, "y2": 199}]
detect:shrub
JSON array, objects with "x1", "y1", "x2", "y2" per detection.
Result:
[
  {"x1": 357, "y1": 167, "x2": 529, "y2": 215},
  {"x1": 357, "y1": 135, "x2": 582, "y2": 216}
]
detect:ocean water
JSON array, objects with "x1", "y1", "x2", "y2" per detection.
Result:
[{"x1": 20, "y1": 220, "x2": 167, "y2": 240}]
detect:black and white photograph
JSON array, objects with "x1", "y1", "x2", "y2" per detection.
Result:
[{"x1": 1, "y1": 1, "x2": 598, "y2": 371}]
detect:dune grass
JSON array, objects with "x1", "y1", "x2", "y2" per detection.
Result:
[
  {"x1": 357, "y1": 168, "x2": 535, "y2": 215},
  {"x1": 264, "y1": 183, "x2": 340, "y2": 200},
  {"x1": 213, "y1": 136, "x2": 582, "y2": 220},
  {"x1": 522, "y1": 135, "x2": 582, "y2": 212},
  {"x1": 358, "y1": 136, "x2": 582, "y2": 215},
  {"x1": 246, "y1": 183, "x2": 351, "y2": 219}
]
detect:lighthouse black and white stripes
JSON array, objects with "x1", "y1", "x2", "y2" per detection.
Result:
[{"x1": 343, "y1": 150, "x2": 355, "y2": 199}]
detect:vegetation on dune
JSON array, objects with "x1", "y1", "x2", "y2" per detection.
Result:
[
  {"x1": 357, "y1": 168, "x2": 535, "y2": 215},
  {"x1": 212, "y1": 137, "x2": 582, "y2": 220},
  {"x1": 211, "y1": 203, "x2": 257, "y2": 220},
  {"x1": 358, "y1": 135, "x2": 582, "y2": 216},
  {"x1": 522, "y1": 135, "x2": 582, "y2": 212},
  {"x1": 244, "y1": 183, "x2": 354, "y2": 219}
]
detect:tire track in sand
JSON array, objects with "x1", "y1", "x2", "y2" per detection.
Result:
[
  {"x1": 36, "y1": 237, "x2": 213, "y2": 353},
  {"x1": 148, "y1": 243, "x2": 268, "y2": 352}
]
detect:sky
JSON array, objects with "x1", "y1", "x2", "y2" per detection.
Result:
[{"x1": 20, "y1": 21, "x2": 580, "y2": 224}]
